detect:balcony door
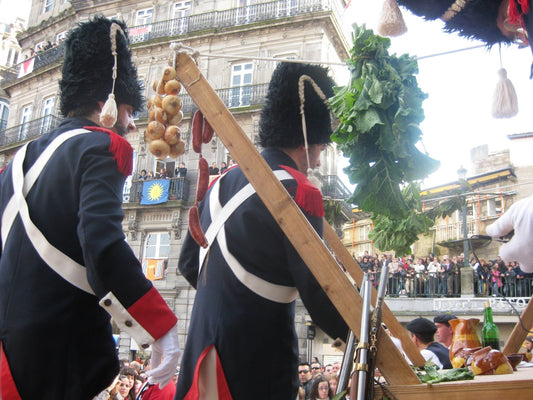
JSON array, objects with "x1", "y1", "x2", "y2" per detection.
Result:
[
  {"x1": 142, "y1": 232, "x2": 170, "y2": 280},
  {"x1": 230, "y1": 62, "x2": 253, "y2": 108},
  {"x1": 19, "y1": 105, "x2": 32, "y2": 141},
  {"x1": 277, "y1": 0, "x2": 298, "y2": 17},
  {"x1": 40, "y1": 96, "x2": 55, "y2": 134},
  {"x1": 236, "y1": 0, "x2": 258, "y2": 25},
  {"x1": 171, "y1": 1, "x2": 191, "y2": 36},
  {"x1": 0, "y1": 101, "x2": 8, "y2": 131}
]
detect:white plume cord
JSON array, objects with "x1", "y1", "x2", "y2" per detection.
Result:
[
  {"x1": 298, "y1": 74, "x2": 331, "y2": 188},
  {"x1": 99, "y1": 23, "x2": 126, "y2": 128}
]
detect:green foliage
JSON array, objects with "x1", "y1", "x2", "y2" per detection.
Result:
[
  {"x1": 330, "y1": 25, "x2": 439, "y2": 220},
  {"x1": 414, "y1": 362, "x2": 474, "y2": 384},
  {"x1": 331, "y1": 390, "x2": 347, "y2": 400},
  {"x1": 324, "y1": 199, "x2": 343, "y2": 226},
  {"x1": 369, "y1": 182, "x2": 434, "y2": 255}
]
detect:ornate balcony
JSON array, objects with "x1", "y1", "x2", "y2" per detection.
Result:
[
  {"x1": 1, "y1": 0, "x2": 332, "y2": 86},
  {"x1": 0, "y1": 114, "x2": 61, "y2": 149}
]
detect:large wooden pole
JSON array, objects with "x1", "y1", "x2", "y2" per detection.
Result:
[
  {"x1": 323, "y1": 222, "x2": 426, "y2": 366},
  {"x1": 502, "y1": 296, "x2": 533, "y2": 355},
  {"x1": 174, "y1": 52, "x2": 420, "y2": 385}
]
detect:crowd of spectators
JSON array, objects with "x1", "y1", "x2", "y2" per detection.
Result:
[
  {"x1": 354, "y1": 251, "x2": 533, "y2": 298},
  {"x1": 298, "y1": 359, "x2": 341, "y2": 400},
  {"x1": 94, "y1": 358, "x2": 178, "y2": 400}
]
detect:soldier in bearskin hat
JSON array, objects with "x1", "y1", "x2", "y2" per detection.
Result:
[
  {"x1": 176, "y1": 62, "x2": 348, "y2": 400},
  {"x1": 396, "y1": 0, "x2": 532, "y2": 56},
  {"x1": 0, "y1": 16, "x2": 180, "y2": 399}
]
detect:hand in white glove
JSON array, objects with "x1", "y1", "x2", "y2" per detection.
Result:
[
  {"x1": 146, "y1": 324, "x2": 181, "y2": 388},
  {"x1": 486, "y1": 195, "x2": 533, "y2": 273}
]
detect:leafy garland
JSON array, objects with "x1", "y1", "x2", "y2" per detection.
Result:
[{"x1": 330, "y1": 24, "x2": 442, "y2": 254}]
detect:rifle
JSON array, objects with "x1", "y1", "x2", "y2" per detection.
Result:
[
  {"x1": 365, "y1": 264, "x2": 390, "y2": 400},
  {"x1": 339, "y1": 273, "x2": 372, "y2": 400}
]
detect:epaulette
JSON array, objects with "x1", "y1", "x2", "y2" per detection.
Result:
[
  {"x1": 279, "y1": 165, "x2": 324, "y2": 218},
  {"x1": 84, "y1": 126, "x2": 133, "y2": 177},
  {"x1": 207, "y1": 164, "x2": 240, "y2": 190}
]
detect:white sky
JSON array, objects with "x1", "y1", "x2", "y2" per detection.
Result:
[
  {"x1": 0, "y1": 0, "x2": 31, "y2": 25},
  {"x1": 343, "y1": 0, "x2": 533, "y2": 189}
]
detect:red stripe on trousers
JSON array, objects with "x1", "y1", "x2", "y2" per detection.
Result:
[
  {"x1": 0, "y1": 342, "x2": 22, "y2": 400},
  {"x1": 183, "y1": 345, "x2": 233, "y2": 400}
]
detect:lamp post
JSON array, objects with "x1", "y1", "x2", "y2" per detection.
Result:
[
  {"x1": 306, "y1": 321, "x2": 315, "y2": 363},
  {"x1": 457, "y1": 166, "x2": 469, "y2": 268},
  {"x1": 457, "y1": 166, "x2": 475, "y2": 297}
]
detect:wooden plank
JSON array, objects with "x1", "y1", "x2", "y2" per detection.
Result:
[
  {"x1": 373, "y1": 367, "x2": 533, "y2": 400},
  {"x1": 174, "y1": 52, "x2": 420, "y2": 385},
  {"x1": 502, "y1": 295, "x2": 533, "y2": 354},
  {"x1": 323, "y1": 222, "x2": 426, "y2": 367}
]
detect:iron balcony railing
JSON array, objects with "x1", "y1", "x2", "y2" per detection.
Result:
[
  {"x1": 138, "y1": 83, "x2": 269, "y2": 119},
  {"x1": 366, "y1": 270, "x2": 533, "y2": 299},
  {"x1": 320, "y1": 174, "x2": 353, "y2": 216},
  {"x1": 1, "y1": 0, "x2": 331, "y2": 86},
  {"x1": 0, "y1": 114, "x2": 61, "y2": 148},
  {"x1": 127, "y1": 0, "x2": 330, "y2": 44},
  {"x1": 126, "y1": 177, "x2": 190, "y2": 204}
]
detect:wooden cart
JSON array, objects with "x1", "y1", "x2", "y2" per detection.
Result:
[{"x1": 173, "y1": 51, "x2": 533, "y2": 399}]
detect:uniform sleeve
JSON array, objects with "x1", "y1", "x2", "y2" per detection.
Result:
[
  {"x1": 178, "y1": 230, "x2": 200, "y2": 289},
  {"x1": 77, "y1": 140, "x2": 176, "y2": 347},
  {"x1": 287, "y1": 212, "x2": 349, "y2": 342}
]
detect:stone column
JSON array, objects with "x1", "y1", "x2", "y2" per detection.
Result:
[{"x1": 461, "y1": 267, "x2": 475, "y2": 298}]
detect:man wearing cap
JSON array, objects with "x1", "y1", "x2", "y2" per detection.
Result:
[
  {"x1": 176, "y1": 62, "x2": 349, "y2": 399},
  {"x1": 0, "y1": 16, "x2": 180, "y2": 399},
  {"x1": 433, "y1": 314, "x2": 458, "y2": 349},
  {"x1": 407, "y1": 317, "x2": 452, "y2": 369}
]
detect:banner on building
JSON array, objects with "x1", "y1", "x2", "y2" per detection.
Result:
[{"x1": 141, "y1": 179, "x2": 169, "y2": 205}]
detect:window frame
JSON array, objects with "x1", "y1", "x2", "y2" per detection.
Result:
[{"x1": 229, "y1": 62, "x2": 253, "y2": 108}]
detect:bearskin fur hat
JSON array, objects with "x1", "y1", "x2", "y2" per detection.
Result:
[
  {"x1": 259, "y1": 62, "x2": 334, "y2": 149},
  {"x1": 396, "y1": 0, "x2": 512, "y2": 45},
  {"x1": 60, "y1": 16, "x2": 143, "y2": 117}
]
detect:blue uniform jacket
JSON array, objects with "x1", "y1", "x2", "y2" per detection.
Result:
[{"x1": 176, "y1": 148, "x2": 348, "y2": 400}]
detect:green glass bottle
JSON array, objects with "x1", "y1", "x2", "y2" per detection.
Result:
[{"x1": 481, "y1": 301, "x2": 500, "y2": 350}]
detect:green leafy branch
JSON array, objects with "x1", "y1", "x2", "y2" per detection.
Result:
[
  {"x1": 330, "y1": 25, "x2": 443, "y2": 254},
  {"x1": 330, "y1": 24, "x2": 439, "y2": 221}
]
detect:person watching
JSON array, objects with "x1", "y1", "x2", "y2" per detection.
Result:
[
  {"x1": 407, "y1": 317, "x2": 452, "y2": 369},
  {"x1": 433, "y1": 314, "x2": 457, "y2": 349}
]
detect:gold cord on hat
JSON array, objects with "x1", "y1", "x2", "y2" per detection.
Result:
[
  {"x1": 100, "y1": 22, "x2": 126, "y2": 128},
  {"x1": 298, "y1": 74, "x2": 331, "y2": 188}
]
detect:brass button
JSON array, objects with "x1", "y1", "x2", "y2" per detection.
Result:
[
  {"x1": 103, "y1": 299, "x2": 112, "y2": 306},
  {"x1": 125, "y1": 320, "x2": 133, "y2": 327}
]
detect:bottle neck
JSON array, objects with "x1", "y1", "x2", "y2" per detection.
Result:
[{"x1": 484, "y1": 306, "x2": 494, "y2": 324}]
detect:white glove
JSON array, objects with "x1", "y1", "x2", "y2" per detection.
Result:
[
  {"x1": 146, "y1": 324, "x2": 181, "y2": 388},
  {"x1": 486, "y1": 195, "x2": 533, "y2": 273}
]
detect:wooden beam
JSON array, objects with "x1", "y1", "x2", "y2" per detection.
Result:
[
  {"x1": 323, "y1": 222, "x2": 426, "y2": 367},
  {"x1": 502, "y1": 295, "x2": 533, "y2": 354},
  {"x1": 174, "y1": 52, "x2": 420, "y2": 385}
]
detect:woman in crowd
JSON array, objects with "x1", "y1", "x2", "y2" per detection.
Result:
[
  {"x1": 309, "y1": 375, "x2": 334, "y2": 400},
  {"x1": 326, "y1": 374, "x2": 339, "y2": 395},
  {"x1": 491, "y1": 263, "x2": 503, "y2": 296}
]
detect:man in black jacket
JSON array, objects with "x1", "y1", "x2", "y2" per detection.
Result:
[
  {"x1": 0, "y1": 17, "x2": 180, "y2": 399},
  {"x1": 176, "y1": 62, "x2": 348, "y2": 400}
]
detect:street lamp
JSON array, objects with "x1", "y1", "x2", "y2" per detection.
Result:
[{"x1": 457, "y1": 166, "x2": 469, "y2": 268}]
